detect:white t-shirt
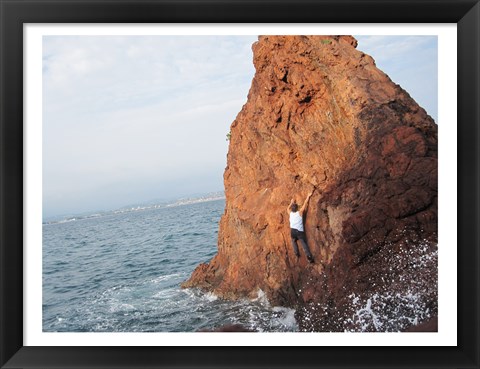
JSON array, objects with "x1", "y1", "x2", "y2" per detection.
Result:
[{"x1": 289, "y1": 211, "x2": 304, "y2": 231}]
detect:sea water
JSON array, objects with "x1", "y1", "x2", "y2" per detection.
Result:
[{"x1": 43, "y1": 199, "x2": 298, "y2": 332}]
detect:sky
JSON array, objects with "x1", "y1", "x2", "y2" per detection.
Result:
[{"x1": 42, "y1": 35, "x2": 437, "y2": 218}]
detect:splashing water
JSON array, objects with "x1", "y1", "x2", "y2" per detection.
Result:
[{"x1": 297, "y1": 238, "x2": 438, "y2": 332}]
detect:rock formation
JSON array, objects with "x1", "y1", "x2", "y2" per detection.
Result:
[{"x1": 182, "y1": 35, "x2": 438, "y2": 332}]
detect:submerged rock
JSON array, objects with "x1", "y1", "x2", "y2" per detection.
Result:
[{"x1": 183, "y1": 35, "x2": 437, "y2": 332}]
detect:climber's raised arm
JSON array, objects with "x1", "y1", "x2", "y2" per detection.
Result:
[
  {"x1": 299, "y1": 191, "x2": 314, "y2": 216},
  {"x1": 287, "y1": 198, "x2": 295, "y2": 214}
]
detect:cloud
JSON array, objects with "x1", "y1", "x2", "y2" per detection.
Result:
[
  {"x1": 43, "y1": 35, "x2": 256, "y2": 217},
  {"x1": 43, "y1": 36, "x2": 255, "y2": 116}
]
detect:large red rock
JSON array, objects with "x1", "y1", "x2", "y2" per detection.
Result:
[{"x1": 182, "y1": 35, "x2": 438, "y2": 332}]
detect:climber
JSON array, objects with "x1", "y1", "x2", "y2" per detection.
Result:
[{"x1": 287, "y1": 190, "x2": 315, "y2": 263}]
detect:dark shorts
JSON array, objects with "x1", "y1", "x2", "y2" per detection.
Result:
[{"x1": 290, "y1": 228, "x2": 306, "y2": 241}]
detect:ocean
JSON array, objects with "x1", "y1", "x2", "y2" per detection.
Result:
[{"x1": 43, "y1": 199, "x2": 298, "y2": 332}]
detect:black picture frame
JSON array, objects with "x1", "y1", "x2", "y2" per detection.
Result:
[{"x1": 1, "y1": 0, "x2": 478, "y2": 368}]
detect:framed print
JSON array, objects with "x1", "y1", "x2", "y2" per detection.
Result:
[{"x1": 1, "y1": 0, "x2": 479, "y2": 368}]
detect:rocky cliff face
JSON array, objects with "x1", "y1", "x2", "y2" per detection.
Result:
[{"x1": 182, "y1": 35, "x2": 438, "y2": 332}]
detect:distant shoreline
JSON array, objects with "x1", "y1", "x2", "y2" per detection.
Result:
[{"x1": 43, "y1": 192, "x2": 225, "y2": 225}]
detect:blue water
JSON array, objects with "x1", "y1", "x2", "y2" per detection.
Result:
[{"x1": 43, "y1": 199, "x2": 297, "y2": 332}]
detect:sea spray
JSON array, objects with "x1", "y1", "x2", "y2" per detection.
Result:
[{"x1": 296, "y1": 238, "x2": 438, "y2": 332}]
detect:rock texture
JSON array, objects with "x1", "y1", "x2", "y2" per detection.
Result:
[{"x1": 182, "y1": 36, "x2": 438, "y2": 332}]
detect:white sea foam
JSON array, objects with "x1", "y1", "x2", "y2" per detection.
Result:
[
  {"x1": 342, "y1": 240, "x2": 438, "y2": 332},
  {"x1": 109, "y1": 303, "x2": 135, "y2": 313},
  {"x1": 152, "y1": 288, "x2": 178, "y2": 299},
  {"x1": 253, "y1": 289, "x2": 270, "y2": 307},
  {"x1": 204, "y1": 292, "x2": 219, "y2": 302},
  {"x1": 344, "y1": 290, "x2": 432, "y2": 332},
  {"x1": 151, "y1": 273, "x2": 183, "y2": 284},
  {"x1": 180, "y1": 287, "x2": 298, "y2": 332},
  {"x1": 273, "y1": 306, "x2": 298, "y2": 331},
  {"x1": 295, "y1": 238, "x2": 438, "y2": 332}
]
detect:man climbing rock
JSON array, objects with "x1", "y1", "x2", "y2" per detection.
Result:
[{"x1": 287, "y1": 191, "x2": 315, "y2": 263}]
